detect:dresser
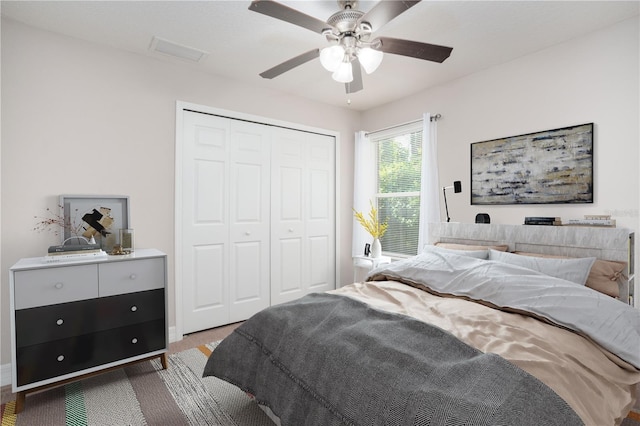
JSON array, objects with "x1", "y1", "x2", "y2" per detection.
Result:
[{"x1": 9, "y1": 248, "x2": 168, "y2": 412}]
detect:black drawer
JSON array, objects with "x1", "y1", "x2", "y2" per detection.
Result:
[
  {"x1": 16, "y1": 319, "x2": 166, "y2": 387},
  {"x1": 16, "y1": 289, "x2": 165, "y2": 347}
]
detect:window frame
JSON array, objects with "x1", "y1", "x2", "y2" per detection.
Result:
[{"x1": 369, "y1": 121, "x2": 423, "y2": 258}]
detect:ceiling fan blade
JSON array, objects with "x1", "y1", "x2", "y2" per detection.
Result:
[
  {"x1": 357, "y1": 1, "x2": 421, "y2": 31},
  {"x1": 346, "y1": 58, "x2": 363, "y2": 94},
  {"x1": 374, "y1": 37, "x2": 452, "y2": 63},
  {"x1": 259, "y1": 49, "x2": 320, "y2": 79},
  {"x1": 249, "y1": 0, "x2": 333, "y2": 34}
]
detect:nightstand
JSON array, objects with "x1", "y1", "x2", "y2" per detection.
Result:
[{"x1": 353, "y1": 255, "x2": 392, "y2": 282}]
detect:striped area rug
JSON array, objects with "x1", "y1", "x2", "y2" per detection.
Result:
[
  {"x1": 1, "y1": 342, "x2": 274, "y2": 426},
  {"x1": 2, "y1": 342, "x2": 640, "y2": 425}
]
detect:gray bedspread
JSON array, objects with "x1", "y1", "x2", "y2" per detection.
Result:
[{"x1": 203, "y1": 292, "x2": 582, "y2": 426}]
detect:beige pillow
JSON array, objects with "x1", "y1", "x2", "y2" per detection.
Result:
[
  {"x1": 514, "y1": 252, "x2": 625, "y2": 298},
  {"x1": 585, "y1": 259, "x2": 626, "y2": 298},
  {"x1": 435, "y1": 242, "x2": 509, "y2": 252}
]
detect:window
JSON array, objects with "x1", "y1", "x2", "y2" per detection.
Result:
[{"x1": 370, "y1": 122, "x2": 423, "y2": 256}]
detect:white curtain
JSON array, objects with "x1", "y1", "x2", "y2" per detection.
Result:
[
  {"x1": 352, "y1": 131, "x2": 377, "y2": 257},
  {"x1": 417, "y1": 113, "x2": 441, "y2": 253}
]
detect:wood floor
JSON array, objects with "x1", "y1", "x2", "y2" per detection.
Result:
[{"x1": 169, "y1": 322, "x2": 243, "y2": 354}]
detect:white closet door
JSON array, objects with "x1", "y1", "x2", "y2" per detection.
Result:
[
  {"x1": 182, "y1": 111, "x2": 231, "y2": 334},
  {"x1": 228, "y1": 121, "x2": 271, "y2": 322},
  {"x1": 271, "y1": 128, "x2": 335, "y2": 305},
  {"x1": 181, "y1": 112, "x2": 270, "y2": 333},
  {"x1": 180, "y1": 108, "x2": 335, "y2": 334}
]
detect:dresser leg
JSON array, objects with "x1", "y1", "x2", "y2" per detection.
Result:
[
  {"x1": 15, "y1": 391, "x2": 25, "y2": 413},
  {"x1": 160, "y1": 353, "x2": 168, "y2": 369}
]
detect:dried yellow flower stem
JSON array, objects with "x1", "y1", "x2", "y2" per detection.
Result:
[{"x1": 353, "y1": 201, "x2": 388, "y2": 239}]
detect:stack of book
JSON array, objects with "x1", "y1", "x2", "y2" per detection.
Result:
[
  {"x1": 45, "y1": 243, "x2": 108, "y2": 262},
  {"x1": 565, "y1": 215, "x2": 616, "y2": 227},
  {"x1": 524, "y1": 217, "x2": 562, "y2": 226}
]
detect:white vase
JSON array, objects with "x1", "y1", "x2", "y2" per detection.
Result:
[{"x1": 371, "y1": 238, "x2": 382, "y2": 258}]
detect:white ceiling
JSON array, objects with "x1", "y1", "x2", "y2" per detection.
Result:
[{"x1": 2, "y1": 1, "x2": 638, "y2": 111}]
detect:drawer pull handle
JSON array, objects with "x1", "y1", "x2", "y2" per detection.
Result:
[
  {"x1": 131, "y1": 338, "x2": 138, "y2": 344},
  {"x1": 54, "y1": 282, "x2": 64, "y2": 289},
  {"x1": 56, "y1": 319, "x2": 64, "y2": 326},
  {"x1": 57, "y1": 355, "x2": 64, "y2": 362},
  {"x1": 131, "y1": 306, "x2": 138, "y2": 312},
  {"x1": 129, "y1": 274, "x2": 137, "y2": 280}
]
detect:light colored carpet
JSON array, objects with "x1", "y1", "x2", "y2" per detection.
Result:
[{"x1": 0, "y1": 341, "x2": 274, "y2": 426}]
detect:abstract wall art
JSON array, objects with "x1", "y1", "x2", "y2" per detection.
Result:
[
  {"x1": 60, "y1": 195, "x2": 130, "y2": 250},
  {"x1": 470, "y1": 123, "x2": 593, "y2": 205}
]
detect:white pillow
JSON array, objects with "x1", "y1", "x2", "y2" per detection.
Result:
[
  {"x1": 488, "y1": 249, "x2": 596, "y2": 285},
  {"x1": 423, "y1": 244, "x2": 489, "y2": 260}
]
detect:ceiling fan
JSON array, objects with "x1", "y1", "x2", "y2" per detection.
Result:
[{"x1": 248, "y1": 0, "x2": 453, "y2": 94}]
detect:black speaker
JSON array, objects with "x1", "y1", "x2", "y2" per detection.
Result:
[
  {"x1": 475, "y1": 213, "x2": 490, "y2": 224},
  {"x1": 453, "y1": 181, "x2": 462, "y2": 193}
]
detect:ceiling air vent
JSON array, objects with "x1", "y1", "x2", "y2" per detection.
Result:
[{"x1": 149, "y1": 36, "x2": 208, "y2": 62}]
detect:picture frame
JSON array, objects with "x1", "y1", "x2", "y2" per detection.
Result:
[
  {"x1": 59, "y1": 195, "x2": 130, "y2": 250},
  {"x1": 470, "y1": 123, "x2": 594, "y2": 205}
]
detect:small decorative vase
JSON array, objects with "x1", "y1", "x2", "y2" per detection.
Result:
[{"x1": 371, "y1": 238, "x2": 382, "y2": 258}]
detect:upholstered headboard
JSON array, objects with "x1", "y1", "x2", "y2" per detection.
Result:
[{"x1": 428, "y1": 223, "x2": 635, "y2": 304}]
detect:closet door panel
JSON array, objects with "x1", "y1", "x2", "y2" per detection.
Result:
[
  {"x1": 305, "y1": 133, "x2": 336, "y2": 293},
  {"x1": 192, "y1": 244, "x2": 225, "y2": 310},
  {"x1": 229, "y1": 121, "x2": 271, "y2": 322},
  {"x1": 271, "y1": 129, "x2": 306, "y2": 305},
  {"x1": 182, "y1": 112, "x2": 230, "y2": 333},
  {"x1": 271, "y1": 129, "x2": 335, "y2": 305},
  {"x1": 309, "y1": 235, "x2": 331, "y2": 290}
]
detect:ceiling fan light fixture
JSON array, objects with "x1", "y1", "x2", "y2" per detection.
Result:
[
  {"x1": 320, "y1": 45, "x2": 345, "y2": 72},
  {"x1": 332, "y1": 61, "x2": 353, "y2": 83},
  {"x1": 358, "y1": 47, "x2": 383, "y2": 74}
]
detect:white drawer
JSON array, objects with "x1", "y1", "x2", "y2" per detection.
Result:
[
  {"x1": 99, "y1": 258, "x2": 165, "y2": 297},
  {"x1": 14, "y1": 264, "x2": 99, "y2": 309}
]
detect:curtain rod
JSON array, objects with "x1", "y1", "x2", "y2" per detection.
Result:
[{"x1": 365, "y1": 113, "x2": 441, "y2": 137}]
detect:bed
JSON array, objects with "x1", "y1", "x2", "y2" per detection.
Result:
[{"x1": 203, "y1": 223, "x2": 639, "y2": 426}]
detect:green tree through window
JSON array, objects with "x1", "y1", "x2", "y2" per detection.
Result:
[{"x1": 375, "y1": 128, "x2": 422, "y2": 256}]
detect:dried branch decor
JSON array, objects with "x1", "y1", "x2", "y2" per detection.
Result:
[{"x1": 353, "y1": 201, "x2": 388, "y2": 239}]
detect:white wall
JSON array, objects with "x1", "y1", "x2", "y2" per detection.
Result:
[
  {"x1": 0, "y1": 18, "x2": 360, "y2": 367},
  {"x1": 363, "y1": 17, "x2": 639, "y2": 233}
]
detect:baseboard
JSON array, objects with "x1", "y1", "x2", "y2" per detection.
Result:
[
  {"x1": 1, "y1": 363, "x2": 11, "y2": 387},
  {"x1": 169, "y1": 325, "x2": 177, "y2": 344},
  {"x1": 1, "y1": 326, "x2": 178, "y2": 389}
]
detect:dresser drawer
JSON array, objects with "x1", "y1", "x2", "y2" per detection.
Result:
[
  {"x1": 99, "y1": 258, "x2": 165, "y2": 296},
  {"x1": 14, "y1": 264, "x2": 99, "y2": 309},
  {"x1": 15, "y1": 289, "x2": 165, "y2": 348},
  {"x1": 16, "y1": 319, "x2": 166, "y2": 387}
]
